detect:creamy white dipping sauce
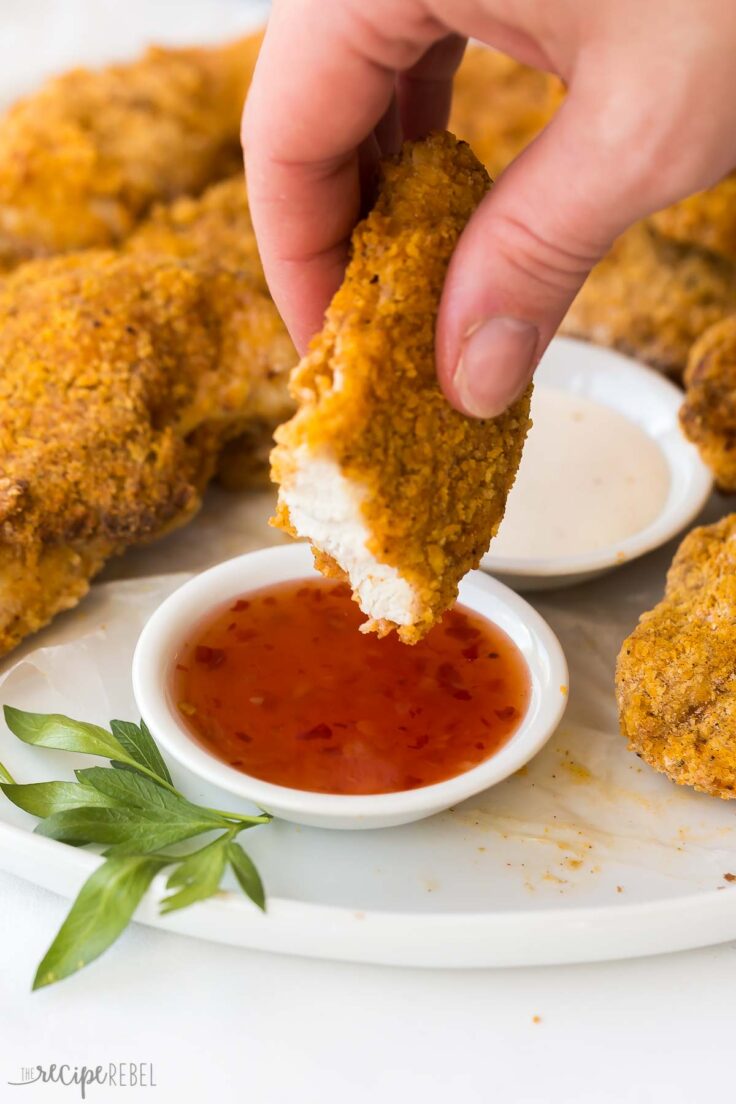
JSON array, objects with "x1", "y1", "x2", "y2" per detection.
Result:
[{"x1": 491, "y1": 388, "x2": 671, "y2": 560}]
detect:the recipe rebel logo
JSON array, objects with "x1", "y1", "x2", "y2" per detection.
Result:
[{"x1": 8, "y1": 1063, "x2": 157, "y2": 1097}]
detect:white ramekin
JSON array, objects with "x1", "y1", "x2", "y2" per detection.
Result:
[
  {"x1": 133, "y1": 544, "x2": 568, "y2": 830},
  {"x1": 482, "y1": 336, "x2": 713, "y2": 591}
]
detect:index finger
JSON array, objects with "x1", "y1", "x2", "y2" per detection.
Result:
[{"x1": 242, "y1": 0, "x2": 450, "y2": 351}]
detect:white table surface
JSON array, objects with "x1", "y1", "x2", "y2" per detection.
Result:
[{"x1": 1, "y1": 868, "x2": 735, "y2": 1104}]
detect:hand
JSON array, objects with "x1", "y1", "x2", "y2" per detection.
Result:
[{"x1": 244, "y1": 0, "x2": 736, "y2": 417}]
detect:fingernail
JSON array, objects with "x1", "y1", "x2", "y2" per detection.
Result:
[{"x1": 455, "y1": 317, "x2": 539, "y2": 418}]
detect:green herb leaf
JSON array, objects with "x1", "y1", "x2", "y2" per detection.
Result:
[
  {"x1": 227, "y1": 842, "x2": 266, "y2": 911},
  {"x1": 3, "y1": 707, "x2": 126, "y2": 761},
  {"x1": 110, "y1": 719, "x2": 172, "y2": 785},
  {"x1": 160, "y1": 835, "x2": 229, "y2": 914},
  {"x1": 33, "y1": 855, "x2": 167, "y2": 990},
  {"x1": 35, "y1": 804, "x2": 226, "y2": 855},
  {"x1": 1, "y1": 780, "x2": 111, "y2": 819},
  {"x1": 0, "y1": 705, "x2": 273, "y2": 988},
  {"x1": 75, "y1": 766, "x2": 224, "y2": 823}
]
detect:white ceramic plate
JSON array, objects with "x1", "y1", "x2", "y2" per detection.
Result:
[
  {"x1": 0, "y1": 11, "x2": 728, "y2": 975},
  {"x1": 482, "y1": 337, "x2": 713, "y2": 590},
  {"x1": 2, "y1": 520, "x2": 736, "y2": 970}
]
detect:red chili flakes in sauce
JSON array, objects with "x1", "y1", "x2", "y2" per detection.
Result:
[{"x1": 172, "y1": 579, "x2": 530, "y2": 796}]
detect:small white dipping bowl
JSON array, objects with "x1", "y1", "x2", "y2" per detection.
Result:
[
  {"x1": 482, "y1": 336, "x2": 713, "y2": 591},
  {"x1": 133, "y1": 544, "x2": 568, "y2": 830}
]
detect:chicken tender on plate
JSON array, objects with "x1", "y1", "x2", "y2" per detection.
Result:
[
  {"x1": 680, "y1": 315, "x2": 736, "y2": 491},
  {"x1": 617, "y1": 515, "x2": 736, "y2": 798},
  {"x1": 0, "y1": 248, "x2": 294, "y2": 659},
  {"x1": 561, "y1": 223, "x2": 736, "y2": 377},
  {"x1": 450, "y1": 43, "x2": 736, "y2": 381},
  {"x1": 449, "y1": 45, "x2": 563, "y2": 178},
  {"x1": 125, "y1": 175, "x2": 294, "y2": 488},
  {"x1": 0, "y1": 33, "x2": 261, "y2": 268},
  {"x1": 651, "y1": 175, "x2": 736, "y2": 263},
  {"x1": 271, "y1": 132, "x2": 532, "y2": 644},
  {"x1": 124, "y1": 176, "x2": 264, "y2": 287}
]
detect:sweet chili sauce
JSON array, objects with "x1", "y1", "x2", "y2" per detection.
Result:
[{"x1": 172, "y1": 579, "x2": 530, "y2": 796}]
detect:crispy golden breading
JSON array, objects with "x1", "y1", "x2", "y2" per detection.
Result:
[
  {"x1": 560, "y1": 223, "x2": 736, "y2": 377},
  {"x1": 0, "y1": 33, "x2": 261, "y2": 268},
  {"x1": 125, "y1": 174, "x2": 294, "y2": 433},
  {"x1": 0, "y1": 248, "x2": 294, "y2": 658},
  {"x1": 680, "y1": 315, "x2": 736, "y2": 490},
  {"x1": 651, "y1": 175, "x2": 736, "y2": 262},
  {"x1": 271, "y1": 132, "x2": 531, "y2": 644},
  {"x1": 449, "y1": 45, "x2": 563, "y2": 177},
  {"x1": 617, "y1": 515, "x2": 736, "y2": 799},
  {"x1": 0, "y1": 31, "x2": 297, "y2": 656},
  {"x1": 124, "y1": 176, "x2": 263, "y2": 286},
  {"x1": 124, "y1": 176, "x2": 294, "y2": 488}
]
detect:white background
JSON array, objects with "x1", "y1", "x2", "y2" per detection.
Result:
[
  {"x1": 0, "y1": 2, "x2": 734, "y2": 1101},
  {"x1": 2, "y1": 869, "x2": 736, "y2": 1103}
]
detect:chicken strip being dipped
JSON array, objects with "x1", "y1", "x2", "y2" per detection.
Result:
[
  {"x1": 680, "y1": 315, "x2": 736, "y2": 491},
  {"x1": 271, "y1": 132, "x2": 532, "y2": 644},
  {"x1": 617, "y1": 515, "x2": 736, "y2": 799},
  {"x1": 0, "y1": 33, "x2": 262, "y2": 269},
  {"x1": 0, "y1": 248, "x2": 294, "y2": 659},
  {"x1": 561, "y1": 223, "x2": 736, "y2": 377}
]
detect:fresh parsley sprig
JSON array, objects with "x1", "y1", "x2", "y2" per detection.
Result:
[{"x1": 0, "y1": 705, "x2": 271, "y2": 990}]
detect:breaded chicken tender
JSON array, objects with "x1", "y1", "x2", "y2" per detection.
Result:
[
  {"x1": 0, "y1": 33, "x2": 261, "y2": 268},
  {"x1": 680, "y1": 315, "x2": 736, "y2": 491},
  {"x1": 617, "y1": 515, "x2": 736, "y2": 799},
  {"x1": 561, "y1": 223, "x2": 736, "y2": 377},
  {"x1": 0, "y1": 249, "x2": 294, "y2": 658},
  {"x1": 124, "y1": 176, "x2": 263, "y2": 287},
  {"x1": 125, "y1": 176, "x2": 294, "y2": 489},
  {"x1": 651, "y1": 175, "x2": 736, "y2": 263},
  {"x1": 271, "y1": 133, "x2": 532, "y2": 644},
  {"x1": 449, "y1": 45, "x2": 563, "y2": 178}
]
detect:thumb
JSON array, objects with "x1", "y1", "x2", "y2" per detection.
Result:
[{"x1": 437, "y1": 95, "x2": 644, "y2": 416}]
